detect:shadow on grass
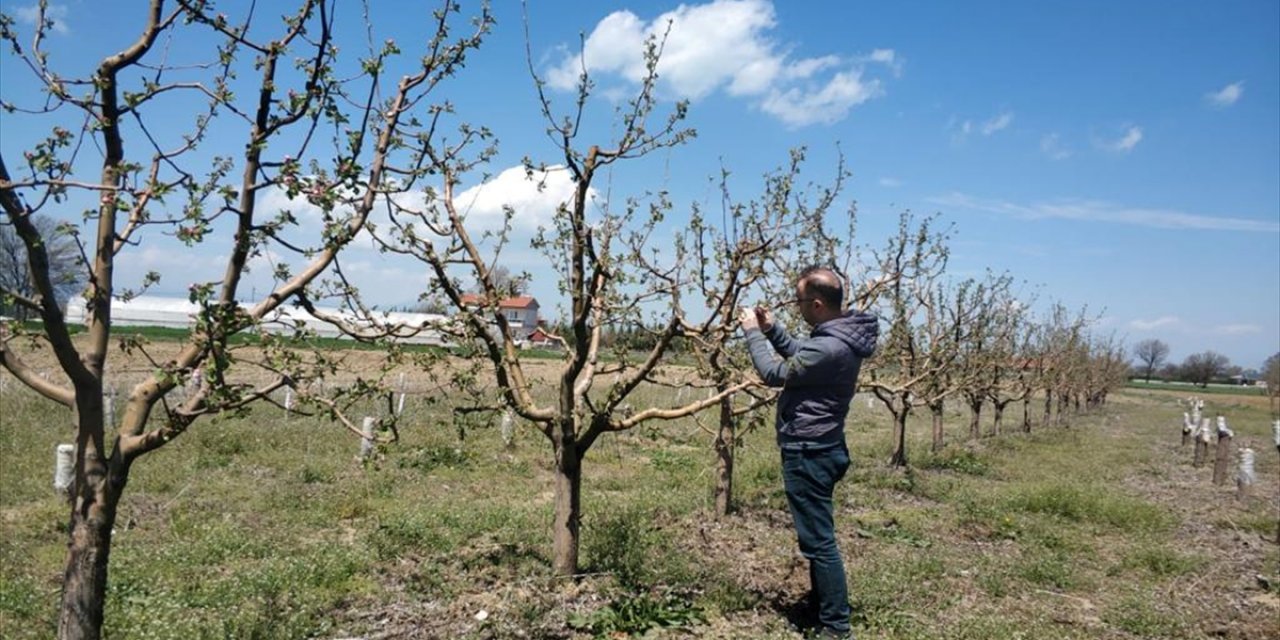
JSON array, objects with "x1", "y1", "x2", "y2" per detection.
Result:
[{"x1": 769, "y1": 591, "x2": 818, "y2": 633}]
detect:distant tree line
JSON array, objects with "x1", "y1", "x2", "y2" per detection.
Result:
[{"x1": 1129, "y1": 338, "x2": 1268, "y2": 387}]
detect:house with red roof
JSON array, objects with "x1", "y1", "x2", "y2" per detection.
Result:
[{"x1": 458, "y1": 293, "x2": 541, "y2": 335}]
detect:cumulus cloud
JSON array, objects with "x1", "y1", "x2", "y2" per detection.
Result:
[
  {"x1": 1129, "y1": 316, "x2": 1181, "y2": 331},
  {"x1": 930, "y1": 192, "x2": 1280, "y2": 233},
  {"x1": 760, "y1": 70, "x2": 882, "y2": 127},
  {"x1": 453, "y1": 165, "x2": 585, "y2": 229},
  {"x1": 1205, "y1": 81, "x2": 1243, "y2": 108},
  {"x1": 1097, "y1": 125, "x2": 1143, "y2": 153},
  {"x1": 546, "y1": 0, "x2": 895, "y2": 127},
  {"x1": 252, "y1": 165, "x2": 583, "y2": 243},
  {"x1": 14, "y1": 3, "x2": 69, "y2": 34},
  {"x1": 1040, "y1": 133, "x2": 1072, "y2": 160}
]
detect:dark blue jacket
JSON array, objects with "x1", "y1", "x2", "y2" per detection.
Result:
[{"x1": 745, "y1": 311, "x2": 879, "y2": 444}]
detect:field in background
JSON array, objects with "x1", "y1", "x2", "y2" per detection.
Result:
[
  {"x1": 1, "y1": 368, "x2": 1278, "y2": 638},
  {"x1": 1126, "y1": 379, "x2": 1270, "y2": 398}
]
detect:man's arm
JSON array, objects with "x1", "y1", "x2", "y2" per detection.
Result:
[
  {"x1": 746, "y1": 334, "x2": 830, "y2": 388},
  {"x1": 764, "y1": 323, "x2": 800, "y2": 358}
]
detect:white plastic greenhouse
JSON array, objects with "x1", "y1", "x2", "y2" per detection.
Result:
[{"x1": 63, "y1": 296, "x2": 451, "y2": 345}]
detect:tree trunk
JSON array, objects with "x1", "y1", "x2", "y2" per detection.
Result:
[
  {"x1": 713, "y1": 396, "x2": 735, "y2": 519},
  {"x1": 59, "y1": 404, "x2": 130, "y2": 640},
  {"x1": 1212, "y1": 432, "x2": 1233, "y2": 485},
  {"x1": 551, "y1": 424, "x2": 582, "y2": 576},
  {"x1": 991, "y1": 402, "x2": 1005, "y2": 437},
  {"x1": 1042, "y1": 390, "x2": 1052, "y2": 427},
  {"x1": 1193, "y1": 438, "x2": 1208, "y2": 468},
  {"x1": 930, "y1": 405, "x2": 944, "y2": 452},
  {"x1": 890, "y1": 408, "x2": 909, "y2": 467},
  {"x1": 1022, "y1": 397, "x2": 1032, "y2": 433},
  {"x1": 968, "y1": 399, "x2": 982, "y2": 439}
]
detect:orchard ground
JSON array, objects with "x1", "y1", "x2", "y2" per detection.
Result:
[{"x1": 1, "y1": 339, "x2": 1277, "y2": 639}]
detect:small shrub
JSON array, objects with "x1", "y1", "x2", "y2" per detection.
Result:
[
  {"x1": 919, "y1": 448, "x2": 991, "y2": 476},
  {"x1": 854, "y1": 517, "x2": 932, "y2": 548},
  {"x1": 699, "y1": 574, "x2": 758, "y2": 614},
  {"x1": 567, "y1": 590, "x2": 704, "y2": 636},
  {"x1": 1016, "y1": 550, "x2": 1074, "y2": 590},
  {"x1": 584, "y1": 507, "x2": 661, "y2": 589},
  {"x1": 193, "y1": 434, "x2": 246, "y2": 469},
  {"x1": 298, "y1": 465, "x2": 334, "y2": 484},
  {"x1": 1219, "y1": 512, "x2": 1279, "y2": 538},
  {"x1": 1102, "y1": 595, "x2": 1187, "y2": 637},
  {"x1": 368, "y1": 515, "x2": 447, "y2": 560},
  {"x1": 1006, "y1": 484, "x2": 1172, "y2": 533},
  {"x1": 1117, "y1": 546, "x2": 1204, "y2": 577},
  {"x1": 648, "y1": 449, "x2": 689, "y2": 474},
  {"x1": 396, "y1": 445, "x2": 472, "y2": 473},
  {"x1": 331, "y1": 495, "x2": 372, "y2": 520},
  {"x1": 976, "y1": 571, "x2": 1010, "y2": 598}
]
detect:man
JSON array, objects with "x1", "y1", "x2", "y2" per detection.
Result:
[{"x1": 739, "y1": 266, "x2": 879, "y2": 639}]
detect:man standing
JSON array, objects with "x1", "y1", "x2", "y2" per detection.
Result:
[{"x1": 739, "y1": 266, "x2": 879, "y2": 639}]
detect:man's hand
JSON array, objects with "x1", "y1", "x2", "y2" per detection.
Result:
[
  {"x1": 753, "y1": 306, "x2": 774, "y2": 332},
  {"x1": 739, "y1": 307, "x2": 760, "y2": 332}
]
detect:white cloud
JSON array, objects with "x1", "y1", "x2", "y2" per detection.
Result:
[
  {"x1": 1206, "y1": 81, "x2": 1244, "y2": 108},
  {"x1": 930, "y1": 192, "x2": 1280, "y2": 233},
  {"x1": 760, "y1": 70, "x2": 882, "y2": 127},
  {"x1": 116, "y1": 167, "x2": 600, "y2": 309},
  {"x1": 864, "y1": 48, "x2": 904, "y2": 76},
  {"x1": 980, "y1": 111, "x2": 1013, "y2": 135},
  {"x1": 1130, "y1": 316, "x2": 1181, "y2": 331},
  {"x1": 14, "y1": 3, "x2": 69, "y2": 34},
  {"x1": 453, "y1": 165, "x2": 585, "y2": 230},
  {"x1": 253, "y1": 165, "x2": 583, "y2": 246},
  {"x1": 1097, "y1": 125, "x2": 1143, "y2": 153},
  {"x1": 1040, "y1": 133, "x2": 1072, "y2": 160},
  {"x1": 1214, "y1": 323, "x2": 1259, "y2": 335},
  {"x1": 878, "y1": 177, "x2": 903, "y2": 188},
  {"x1": 546, "y1": 0, "x2": 894, "y2": 127},
  {"x1": 951, "y1": 111, "x2": 1011, "y2": 142}
]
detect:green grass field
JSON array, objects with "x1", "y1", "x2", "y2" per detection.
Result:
[
  {"x1": 1126, "y1": 379, "x2": 1270, "y2": 397},
  {"x1": 2, "y1": 376, "x2": 1277, "y2": 638}
]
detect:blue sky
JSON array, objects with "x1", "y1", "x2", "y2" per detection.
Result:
[{"x1": 1, "y1": 0, "x2": 1277, "y2": 370}]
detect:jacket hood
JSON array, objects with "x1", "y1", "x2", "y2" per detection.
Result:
[{"x1": 813, "y1": 310, "x2": 879, "y2": 358}]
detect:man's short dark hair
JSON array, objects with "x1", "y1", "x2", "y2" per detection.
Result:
[{"x1": 799, "y1": 266, "x2": 843, "y2": 309}]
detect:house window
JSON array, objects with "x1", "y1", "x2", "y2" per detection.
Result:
[{"x1": 507, "y1": 310, "x2": 521, "y2": 322}]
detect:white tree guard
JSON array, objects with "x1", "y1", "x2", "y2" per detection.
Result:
[
  {"x1": 1237, "y1": 447, "x2": 1255, "y2": 489},
  {"x1": 1216, "y1": 415, "x2": 1233, "y2": 438},
  {"x1": 500, "y1": 409, "x2": 515, "y2": 448},
  {"x1": 360, "y1": 416, "x2": 376, "y2": 459},
  {"x1": 396, "y1": 373, "x2": 407, "y2": 416},
  {"x1": 54, "y1": 444, "x2": 74, "y2": 495}
]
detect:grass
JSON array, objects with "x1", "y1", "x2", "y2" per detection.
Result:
[
  {"x1": 2, "y1": 364, "x2": 1278, "y2": 638},
  {"x1": 1126, "y1": 379, "x2": 1269, "y2": 397}
]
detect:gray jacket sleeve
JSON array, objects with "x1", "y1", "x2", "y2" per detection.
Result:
[
  {"x1": 764, "y1": 323, "x2": 799, "y2": 358},
  {"x1": 745, "y1": 328, "x2": 832, "y2": 388}
]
